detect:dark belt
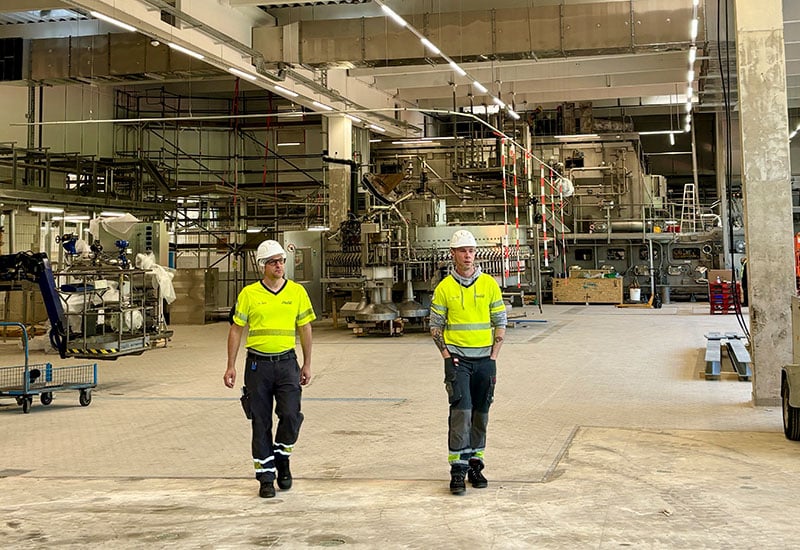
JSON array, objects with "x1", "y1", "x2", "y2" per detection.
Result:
[{"x1": 247, "y1": 349, "x2": 296, "y2": 362}]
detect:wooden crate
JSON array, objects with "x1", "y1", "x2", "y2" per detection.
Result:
[{"x1": 552, "y1": 277, "x2": 623, "y2": 304}]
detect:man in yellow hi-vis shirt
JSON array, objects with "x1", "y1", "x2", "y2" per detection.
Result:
[
  {"x1": 224, "y1": 239, "x2": 315, "y2": 498},
  {"x1": 430, "y1": 229, "x2": 507, "y2": 495}
]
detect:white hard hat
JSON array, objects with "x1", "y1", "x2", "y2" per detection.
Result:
[
  {"x1": 449, "y1": 229, "x2": 477, "y2": 249},
  {"x1": 256, "y1": 240, "x2": 286, "y2": 264}
]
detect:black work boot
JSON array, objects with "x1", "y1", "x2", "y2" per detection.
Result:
[
  {"x1": 449, "y1": 471, "x2": 466, "y2": 495},
  {"x1": 259, "y1": 480, "x2": 276, "y2": 498},
  {"x1": 468, "y1": 458, "x2": 488, "y2": 488},
  {"x1": 276, "y1": 459, "x2": 292, "y2": 490}
]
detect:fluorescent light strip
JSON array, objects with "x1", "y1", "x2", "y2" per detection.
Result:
[
  {"x1": 29, "y1": 206, "x2": 64, "y2": 214},
  {"x1": 420, "y1": 38, "x2": 440, "y2": 55},
  {"x1": 639, "y1": 130, "x2": 683, "y2": 136},
  {"x1": 228, "y1": 67, "x2": 257, "y2": 82},
  {"x1": 686, "y1": 86, "x2": 693, "y2": 99},
  {"x1": 689, "y1": 46, "x2": 697, "y2": 65},
  {"x1": 391, "y1": 140, "x2": 434, "y2": 145},
  {"x1": 380, "y1": 4, "x2": 407, "y2": 27},
  {"x1": 273, "y1": 85, "x2": 299, "y2": 98},
  {"x1": 369, "y1": 124, "x2": 386, "y2": 133},
  {"x1": 690, "y1": 18, "x2": 698, "y2": 41},
  {"x1": 345, "y1": 114, "x2": 363, "y2": 123},
  {"x1": 492, "y1": 97, "x2": 506, "y2": 108},
  {"x1": 507, "y1": 109, "x2": 521, "y2": 120},
  {"x1": 449, "y1": 61, "x2": 467, "y2": 76},
  {"x1": 312, "y1": 101, "x2": 334, "y2": 111},
  {"x1": 277, "y1": 142, "x2": 301, "y2": 147},
  {"x1": 369, "y1": 139, "x2": 382, "y2": 143},
  {"x1": 168, "y1": 43, "x2": 205, "y2": 60},
  {"x1": 554, "y1": 134, "x2": 599, "y2": 139},
  {"x1": 100, "y1": 211, "x2": 126, "y2": 217},
  {"x1": 687, "y1": 69, "x2": 695, "y2": 81},
  {"x1": 376, "y1": 1, "x2": 497, "y2": 119},
  {"x1": 90, "y1": 11, "x2": 137, "y2": 32}
]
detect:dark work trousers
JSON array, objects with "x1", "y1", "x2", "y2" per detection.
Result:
[
  {"x1": 444, "y1": 355, "x2": 496, "y2": 473},
  {"x1": 244, "y1": 350, "x2": 304, "y2": 482}
]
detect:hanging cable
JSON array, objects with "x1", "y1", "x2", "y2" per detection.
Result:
[{"x1": 718, "y1": 0, "x2": 750, "y2": 341}]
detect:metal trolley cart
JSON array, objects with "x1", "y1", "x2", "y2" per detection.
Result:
[{"x1": 0, "y1": 322, "x2": 97, "y2": 413}]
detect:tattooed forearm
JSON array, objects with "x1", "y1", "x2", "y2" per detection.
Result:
[
  {"x1": 494, "y1": 336, "x2": 504, "y2": 344},
  {"x1": 431, "y1": 328, "x2": 446, "y2": 352}
]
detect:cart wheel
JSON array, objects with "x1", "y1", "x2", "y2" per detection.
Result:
[
  {"x1": 783, "y1": 378, "x2": 800, "y2": 441},
  {"x1": 15, "y1": 396, "x2": 24, "y2": 406},
  {"x1": 79, "y1": 389, "x2": 92, "y2": 407},
  {"x1": 22, "y1": 396, "x2": 32, "y2": 413},
  {"x1": 40, "y1": 392, "x2": 53, "y2": 406}
]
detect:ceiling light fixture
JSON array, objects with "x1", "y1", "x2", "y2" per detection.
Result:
[
  {"x1": 345, "y1": 114, "x2": 363, "y2": 123},
  {"x1": 374, "y1": 0, "x2": 515, "y2": 120},
  {"x1": 168, "y1": 43, "x2": 205, "y2": 60},
  {"x1": 277, "y1": 142, "x2": 301, "y2": 147},
  {"x1": 472, "y1": 81, "x2": 488, "y2": 94},
  {"x1": 448, "y1": 61, "x2": 467, "y2": 77},
  {"x1": 312, "y1": 101, "x2": 334, "y2": 111},
  {"x1": 273, "y1": 85, "x2": 299, "y2": 98},
  {"x1": 391, "y1": 139, "x2": 434, "y2": 145},
  {"x1": 89, "y1": 11, "x2": 137, "y2": 32},
  {"x1": 380, "y1": 4, "x2": 408, "y2": 27},
  {"x1": 28, "y1": 205, "x2": 64, "y2": 214},
  {"x1": 228, "y1": 67, "x2": 258, "y2": 81},
  {"x1": 420, "y1": 38, "x2": 440, "y2": 55},
  {"x1": 369, "y1": 124, "x2": 386, "y2": 133},
  {"x1": 684, "y1": 0, "x2": 699, "y2": 135}
]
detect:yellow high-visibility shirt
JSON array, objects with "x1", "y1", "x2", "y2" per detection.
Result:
[
  {"x1": 233, "y1": 279, "x2": 316, "y2": 354},
  {"x1": 430, "y1": 274, "x2": 505, "y2": 349}
]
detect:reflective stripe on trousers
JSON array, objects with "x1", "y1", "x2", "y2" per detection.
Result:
[
  {"x1": 244, "y1": 352, "x2": 304, "y2": 481},
  {"x1": 443, "y1": 355, "x2": 496, "y2": 472}
]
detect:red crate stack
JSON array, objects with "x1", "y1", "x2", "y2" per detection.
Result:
[{"x1": 708, "y1": 282, "x2": 741, "y2": 314}]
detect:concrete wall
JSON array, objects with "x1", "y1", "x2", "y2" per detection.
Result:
[{"x1": 0, "y1": 83, "x2": 115, "y2": 157}]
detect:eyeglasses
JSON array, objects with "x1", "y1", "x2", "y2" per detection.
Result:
[{"x1": 262, "y1": 258, "x2": 286, "y2": 267}]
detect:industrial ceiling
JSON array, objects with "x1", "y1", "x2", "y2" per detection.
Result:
[{"x1": 0, "y1": 1, "x2": 798, "y2": 132}]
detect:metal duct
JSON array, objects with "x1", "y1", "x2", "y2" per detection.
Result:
[{"x1": 253, "y1": 0, "x2": 701, "y2": 68}]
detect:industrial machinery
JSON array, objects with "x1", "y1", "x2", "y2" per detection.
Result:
[
  {"x1": 527, "y1": 139, "x2": 734, "y2": 303},
  {"x1": 0, "y1": 251, "x2": 168, "y2": 359},
  {"x1": 342, "y1": 134, "x2": 736, "y2": 312},
  {"x1": 323, "y1": 167, "x2": 536, "y2": 336}
]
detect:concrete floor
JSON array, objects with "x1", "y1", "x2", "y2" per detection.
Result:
[{"x1": 1, "y1": 303, "x2": 798, "y2": 548}]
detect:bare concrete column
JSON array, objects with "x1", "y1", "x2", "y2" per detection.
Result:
[
  {"x1": 734, "y1": 0, "x2": 794, "y2": 405},
  {"x1": 327, "y1": 116, "x2": 353, "y2": 229}
]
